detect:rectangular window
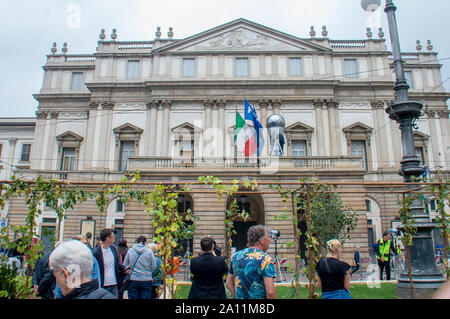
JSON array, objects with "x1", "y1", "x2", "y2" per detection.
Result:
[
  {"x1": 60, "y1": 147, "x2": 76, "y2": 171},
  {"x1": 405, "y1": 71, "x2": 414, "y2": 88},
  {"x1": 180, "y1": 139, "x2": 194, "y2": 157},
  {"x1": 289, "y1": 58, "x2": 302, "y2": 76},
  {"x1": 182, "y1": 58, "x2": 195, "y2": 77},
  {"x1": 415, "y1": 146, "x2": 425, "y2": 165},
  {"x1": 291, "y1": 140, "x2": 307, "y2": 156},
  {"x1": 236, "y1": 58, "x2": 249, "y2": 77},
  {"x1": 119, "y1": 141, "x2": 135, "y2": 171},
  {"x1": 20, "y1": 144, "x2": 31, "y2": 162},
  {"x1": 116, "y1": 200, "x2": 124, "y2": 212},
  {"x1": 70, "y1": 72, "x2": 84, "y2": 90},
  {"x1": 344, "y1": 59, "x2": 358, "y2": 78},
  {"x1": 127, "y1": 60, "x2": 140, "y2": 79},
  {"x1": 351, "y1": 140, "x2": 367, "y2": 170}
]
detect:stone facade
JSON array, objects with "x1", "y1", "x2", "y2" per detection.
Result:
[{"x1": 2, "y1": 19, "x2": 449, "y2": 265}]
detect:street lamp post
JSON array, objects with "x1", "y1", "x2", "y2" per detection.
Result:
[{"x1": 362, "y1": 0, "x2": 446, "y2": 298}]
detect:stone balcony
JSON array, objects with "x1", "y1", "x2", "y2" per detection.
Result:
[{"x1": 14, "y1": 156, "x2": 364, "y2": 182}]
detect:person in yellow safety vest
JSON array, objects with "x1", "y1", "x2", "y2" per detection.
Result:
[{"x1": 376, "y1": 231, "x2": 398, "y2": 280}]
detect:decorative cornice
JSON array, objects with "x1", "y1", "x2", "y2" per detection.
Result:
[{"x1": 425, "y1": 110, "x2": 436, "y2": 118}]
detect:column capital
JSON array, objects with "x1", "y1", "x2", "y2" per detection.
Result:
[
  {"x1": 50, "y1": 111, "x2": 59, "y2": 119},
  {"x1": 162, "y1": 100, "x2": 172, "y2": 109},
  {"x1": 258, "y1": 99, "x2": 269, "y2": 108},
  {"x1": 217, "y1": 99, "x2": 227, "y2": 108},
  {"x1": 437, "y1": 110, "x2": 449, "y2": 119},
  {"x1": 371, "y1": 100, "x2": 385, "y2": 109},
  {"x1": 325, "y1": 99, "x2": 338, "y2": 108},
  {"x1": 35, "y1": 111, "x2": 49, "y2": 119},
  {"x1": 312, "y1": 99, "x2": 325, "y2": 107},
  {"x1": 88, "y1": 100, "x2": 100, "y2": 110},
  {"x1": 203, "y1": 99, "x2": 213, "y2": 108},
  {"x1": 8, "y1": 138, "x2": 17, "y2": 145},
  {"x1": 271, "y1": 99, "x2": 282, "y2": 107},
  {"x1": 101, "y1": 100, "x2": 115, "y2": 110},
  {"x1": 146, "y1": 100, "x2": 159, "y2": 110},
  {"x1": 425, "y1": 110, "x2": 436, "y2": 118}
]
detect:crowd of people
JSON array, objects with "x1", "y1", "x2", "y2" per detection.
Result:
[
  {"x1": 30, "y1": 228, "x2": 163, "y2": 299},
  {"x1": 4, "y1": 225, "x2": 449, "y2": 300}
]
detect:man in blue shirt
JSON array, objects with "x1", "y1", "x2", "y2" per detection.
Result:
[{"x1": 226, "y1": 225, "x2": 277, "y2": 299}]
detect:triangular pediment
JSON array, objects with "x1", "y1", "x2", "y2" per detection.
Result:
[
  {"x1": 56, "y1": 131, "x2": 83, "y2": 141},
  {"x1": 172, "y1": 122, "x2": 202, "y2": 133},
  {"x1": 113, "y1": 123, "x2": 143, "y2": 134},
  {"x1": 286, "y1": 122, "x2": 314, "y2": 132},
  {"x1": 343, "y1": 122, "x2": 373, "y2": 133},
  {"x1": 154, "y1": 18, "x2": 330, "y2": 54},
  {"x1": 413, "y1": 131, "x2": 429, "y2": 139}
]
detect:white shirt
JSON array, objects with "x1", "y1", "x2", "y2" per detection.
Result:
[{"x1": 102, "y1": 247, "x2": 117, "y2": 286}]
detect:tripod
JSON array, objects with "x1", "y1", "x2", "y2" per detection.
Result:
[{"x1": 273, "y1": 238, "x2": 285, "y2": 283}]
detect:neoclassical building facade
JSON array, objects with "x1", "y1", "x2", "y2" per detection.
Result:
[{"x1": 3, "y1": 19, "x2": 449, "y2": 264}]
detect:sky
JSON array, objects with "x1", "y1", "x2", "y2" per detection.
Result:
[{"x1": 0, "y1": 0, "x2": 449, "y2": 118}]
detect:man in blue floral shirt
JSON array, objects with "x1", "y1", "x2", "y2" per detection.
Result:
[{"x1": 226, "y1": 225, "x2": 277, "y2": 299}]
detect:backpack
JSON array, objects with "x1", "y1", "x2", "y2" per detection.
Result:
[{"x1": 373, "y1": 242, "x2": 378, "y2": 253}]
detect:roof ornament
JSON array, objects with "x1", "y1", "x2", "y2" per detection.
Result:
[
  {"x1": 426, "y1": 40, "x2": 433, "y2": 51},
  {"x1": 62, "y1": 42, "x2": 68, "y2": 54},
  {"x1": 309, "y1": 26, "x2": 316, "y2": 37},
  {"x1": 378, "y1": 27, "x2": 384, "y2": 39},
  {"x1": 366, "y1": 27, "x2": 372, "y2": 39},
  {"x1": 416, "y1": 40, "x2": 422, "y2": 51},
  {"x1": 167, "y1": 27, "x2": 174, "y2": 38},
  {"x1": 111, "y1": 29, "x2": 117, "y2": 41},
  {"x1": 155, "y1": 26, "x2": 162, "y2": 39},
  {"x1": 51, "y1": 42, "x2": 57, "y2": 54},
  {"x1": 99, "y1": 29, "x2": 106, "y2": 40},
  {"x1": 321, "y1": 25, "x2": 328, "y2": 37}
]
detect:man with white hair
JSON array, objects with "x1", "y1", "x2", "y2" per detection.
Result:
[{"x1": 49, "y1": 240, "x2": 115, "y2": 299}]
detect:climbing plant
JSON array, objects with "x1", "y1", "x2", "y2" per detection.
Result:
[{"x1": 198, "y1": 176, "x2": 256, "y2": 261}]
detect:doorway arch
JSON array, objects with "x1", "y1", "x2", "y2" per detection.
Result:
[{"x1": 225, "y1": 190, "x2": 265, "y2": 254}]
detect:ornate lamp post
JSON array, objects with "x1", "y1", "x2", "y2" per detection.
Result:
[{"x1": 361, "y1": 0, "x2": 445, "y2": 298}]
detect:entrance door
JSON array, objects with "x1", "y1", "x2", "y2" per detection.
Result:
[
  {"x1": 297, "y1": 219, "x2": 307, "y2": 263},
  {"x1": 231, "y1": 221, "x2": 257, "y2": 252}
]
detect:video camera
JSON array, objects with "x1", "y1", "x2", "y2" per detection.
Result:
[{"x1": 270, "y1": 230, "x2": 280, "y2": 240}]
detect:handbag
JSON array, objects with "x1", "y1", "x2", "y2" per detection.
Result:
[{"x1": 122, "y1": 251, "x2": 143, "y2": 291}]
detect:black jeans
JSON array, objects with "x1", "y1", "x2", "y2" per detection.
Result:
[{"x1": 378, "y1": 260, "x2": 391, "y2": 280}]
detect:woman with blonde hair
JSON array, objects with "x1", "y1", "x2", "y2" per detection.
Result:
[
  {"x1": 148, "y1": 242, "x2": 163, "y2": 299},
  {"x1": 315, "y1": 239, "x2": 351, "y2": 299}
]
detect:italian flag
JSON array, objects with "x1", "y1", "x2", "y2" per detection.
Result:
[{"x1": 234, "y1": 111, "x2": 257, "y2": 156}]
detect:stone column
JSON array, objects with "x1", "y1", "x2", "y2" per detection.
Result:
[
  {"x1": 101, "y1": 101, "x2": 115, "y2": 169},
  {"x1": 145, "y1": 100, "x2": 158, "y2": 156},
  {"x1": 203, "y1": 99, "x2": 213, "y2": 157},
  {"x1": 84, "y1": 101, "x2": 100, "y2": 169},
  {"x1": 372, "y1": 100, "x2": 388, "y2": 170},
  {"x1": 437, "y1": 110, "x2": 450, "y2": 169},
  {"x1": 45, "y1": 112, "x2": 59, "y2": 170},
  {"x1": 161, "y1": 100, "x2": 172, "y2": 156},
  {"x1": 32, "y1": 111, "x2": 49, "y2": 170},
  {"x1": 259, "y1": 99, "x2": 269, "y2": 156},
  {"x1": 7, "y1": 138, "x2": 17, "y2": 177},
  {"x1": 155, "y1": 102, "x2": 164, "y2": 156},
  {"x1": 217, "y1": 100, "x2": 226, "y2": 157},
  {"x1": 313, "y1": 99, "x2": 325, "y2": 156},
  {"x1": 272, "y1": 99, "x2": 281, "y2": 115},
  {"x1": 427, "y1": 110, "x2": 444, "y2": 169},
  {"x1": 327, "y1": 100, "x2": 341, "y2": 156}
]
